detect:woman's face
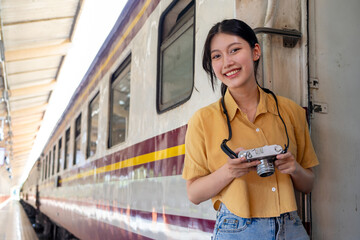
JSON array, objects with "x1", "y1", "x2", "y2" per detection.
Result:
[{"x1": 210, "y1": 33, "x2": 260, "y2": 91}]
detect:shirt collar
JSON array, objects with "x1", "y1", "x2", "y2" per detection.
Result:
[
  {"x1": 257, "y1": 87, "x2": 279, "y2": 117},
  {"x1": 223, "y1": 86, "x2": 278, "y2": 121}
]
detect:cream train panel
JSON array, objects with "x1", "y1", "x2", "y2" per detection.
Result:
[
  {"x1": 49, "y1": 175, "x2": 213, "y2": 220},
  {"x1": 20, "y1": 0, "x2": 313, "y2": 239}
]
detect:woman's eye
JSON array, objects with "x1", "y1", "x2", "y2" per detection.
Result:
[
  {"x1": 230, "y1": 48, "x2": 240, "y2": 54},
  {"x1": 211, "y1": 54, "x2": 221, "y2": 60}
]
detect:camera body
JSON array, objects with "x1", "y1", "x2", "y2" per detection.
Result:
[{"x1": 238, "y1": 145, "x2": 283, "y2": 177}]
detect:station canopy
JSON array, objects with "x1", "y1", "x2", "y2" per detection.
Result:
[{"x1": 0, "y1": 0, "x2": 83, "y2": 187}]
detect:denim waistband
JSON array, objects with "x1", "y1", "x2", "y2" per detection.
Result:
[
  {"x1": 213, "y1": 203, "x2": 309, "y2": 240},
  {"x1": 217, "y1": 203, "x2": 297, "y2": 221}
]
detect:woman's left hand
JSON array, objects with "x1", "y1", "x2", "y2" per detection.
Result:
[
  {"x1": 274, "y1": 151, "x2": 300, "y2": 176},
  {"x1": 274, "y1": 151, "x2": 315, "y2": 194}
]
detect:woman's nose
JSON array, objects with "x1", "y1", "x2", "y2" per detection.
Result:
[{"x1": 223, "y1": 54, "x2": 234, "y2": 68}]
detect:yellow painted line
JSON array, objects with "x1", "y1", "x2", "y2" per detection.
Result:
[
  {"x1": 53, "y1": 0, "x2": 154, "y2": 140},
  {"x1": 60, "y1": 144, "x2": 185, "y2": 183}
]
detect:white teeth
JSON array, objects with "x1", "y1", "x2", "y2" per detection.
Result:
[{"x1": 225, "y1": 69, "x2": 240, "y2": 76}]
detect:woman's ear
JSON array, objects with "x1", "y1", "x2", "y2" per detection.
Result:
[{"x1": 253, "y1": 43, "x2": 261, "y2": 61}]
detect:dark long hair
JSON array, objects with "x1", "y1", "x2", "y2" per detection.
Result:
[{"x1": 202, "y1": 19, "x2": 260, "y2": 96}]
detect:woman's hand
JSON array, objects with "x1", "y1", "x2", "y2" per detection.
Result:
[
  {"x1": 275, "y1": 151, "x2": 315, "y2": 193},
  {"x1": 186, "y1": 147, "x2": 259, "y2": 205},
  {"x1": 274, "y1": 151, "x2": 300, "y2": 175},
  {"x1": 226, "y1": 147, "x2": 260, "y2": 178}
]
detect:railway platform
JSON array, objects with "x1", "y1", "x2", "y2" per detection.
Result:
[{"x1": 0, "y1": 199, "x2": 38, "y2": 240}]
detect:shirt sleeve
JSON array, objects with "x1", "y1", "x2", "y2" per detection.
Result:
[
  {"x1": 182, "y1": 111, "x2": 211, "y2": 180},
  {"x1": 295, "y1": 106, "x2": 319, "y2": 169}
]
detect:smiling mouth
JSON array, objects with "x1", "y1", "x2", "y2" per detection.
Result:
[{"x1": 224, "y1": 69, "x2": 241, "y2": 77}]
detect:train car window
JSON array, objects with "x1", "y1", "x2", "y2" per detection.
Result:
[
  {"x1": 48, "y1": 151, "x2": 51, "y2": 178},
  {"x1": 57, "y1": 138, "x2": 62, "y2": 173},
  {"x1": 108, "y1": 55, "x2": 131, "y2": 148},
  {"x1": 157, "y1": 0, "x2": 195, "y2": 113},
  {"x1": 45, "y1": 154, "x2": 48, "y2": 179},
  {"x1": 45, "y1": 155, "x2": 48, "y2": 180},
  {"x1": 42, "y1": 158, "x2": 45, "y2": 181},
  {"x1": 64, "y1": 128, "x2": 70, "y2": 170},
  {"x1": 52, "y1": 145, "x2": 56, "y2": 175},
  {"x1": 87, "y1": 92, "x2": 100, "y2": 158},
  {"x1": 74, "y1": 114, "x2": 82, "y2": 165},
  {"x1": 41, "y1": 159, "x2": 44, "y2": 181},
  {"x1": 44, "y1": 155, "x2": 47, "y2": 180}
]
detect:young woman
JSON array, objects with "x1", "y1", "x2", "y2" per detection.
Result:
[{"x1": 182, "y1": 19, "x2": 319, "y2": 239}]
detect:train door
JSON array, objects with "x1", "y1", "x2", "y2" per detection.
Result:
[{"x1": 235, "y1": 0, "x2": 313, "y2": 235}]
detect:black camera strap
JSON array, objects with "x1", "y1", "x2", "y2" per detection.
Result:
[
  {"x1": 221, "y1": 96, "x2": 238, "y2": 159},
  {"x1": 220, "y1": 87, "x2": 289, "y2": 159},
  {"x1": 261, "y1": 87, "x2": 289, "y2": 153}
]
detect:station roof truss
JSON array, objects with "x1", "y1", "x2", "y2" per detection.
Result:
[{"x1": 0, "y1": 0, "x2": 83, "y2": 186}]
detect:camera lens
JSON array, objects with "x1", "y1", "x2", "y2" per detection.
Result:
[{"x1": 257, "y1": 159, "x2": 275, "y2": 177}]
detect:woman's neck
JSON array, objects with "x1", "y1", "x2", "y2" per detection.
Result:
[{"x1": 229, "y1": 83, "x2": 260, "y2": 112}]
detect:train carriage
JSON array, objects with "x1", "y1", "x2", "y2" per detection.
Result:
[{"x1": 21, "y1": 0, "x2": 319, "y2": 239}]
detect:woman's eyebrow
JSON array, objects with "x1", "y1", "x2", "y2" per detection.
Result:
[
  {"x1": 227, "y1": 42, "x2": 244, "y2": 48},
  {"x1": 211, "y1": 42, "x2": 243, "y2": 53}
]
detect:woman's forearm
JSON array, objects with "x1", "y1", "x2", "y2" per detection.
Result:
[
  {"x1": 275, "y1": 152, "x2": 315, "y2": 194},
  {"x1": 186, "y1": 164, "x2": 234, "y2": 205},
  {"x1": 290, "y1": 167, "x2": 315, "y2": 194}
]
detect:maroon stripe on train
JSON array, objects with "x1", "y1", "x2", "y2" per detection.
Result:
[
  {"x1": 40, "y1": 196, "x2": 215, "y2": 237},
  {"x1": 56, "y1": 126, "x2": 187, "y2": 186}
]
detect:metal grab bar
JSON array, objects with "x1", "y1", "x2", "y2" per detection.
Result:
[{"x1": 254, "y1": 27, "x2": 302, "y2": 48}]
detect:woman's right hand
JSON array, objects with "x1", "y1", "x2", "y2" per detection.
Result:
[
  {"x1": 226, "y1": 147, "x2": 260, "y2": 178},
  {"x1": 186, "y1": 147, "x2": 259, "y2": 205}
]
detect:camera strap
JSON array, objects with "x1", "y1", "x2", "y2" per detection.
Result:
[
  {"x1": 261, "y1": 87, "x2": 289, "y2": 153},
  {"x1": 220, "y1": 87, "x2": 289, "y2": 159},
  {"x1": 221, "y1": 97, "x2": 238, "y2": 159}
]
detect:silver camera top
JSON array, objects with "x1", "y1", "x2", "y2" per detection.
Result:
[{"x1": 238, "y1": 145, "x2": 283, "y2": 161}]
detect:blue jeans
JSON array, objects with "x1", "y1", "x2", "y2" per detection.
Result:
[{"x1": 212, "y1": 203, "x2": 309, "y2": 240}]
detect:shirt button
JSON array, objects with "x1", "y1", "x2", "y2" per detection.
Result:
[
  {"x1": 256, "y1": 128, "x2": 260, "y2": 132},
  {"x1": 272, "y1": 187, "x2": 276, "y2": 192}
]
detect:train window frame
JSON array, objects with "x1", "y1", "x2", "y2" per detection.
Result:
[
  {"x1": 64, "y1": 127, "x2": 70, "y2": 170},
  {"x1": 57, "y1": 137, "x2": 62, "y2": 173},
  {"x1": 44, "y1": 156, "x2": 46, "y2": 180},
  {"x1": 52, "y1": 145, "x2": 56, "y2": 176},
  {"x1": 45, "y1": 155, "x2": 48, "y2": 180},
  {"x1": 156, "y1": 0, "x2": 195, "y2": 113},
  {"x1": 87, "y1": 92, "x2": 100, "y2": 158},
  {"x1": 42, "y1": 157, "x2": 45, "y2": 181},
  {"x1": 108, "y1": 54, "x2": 131, "y2": 148},
  {"x1": 73, "y1": 114, "x2": 82, "y2": 165},
  {"x1": 41, "y1": 158, "x2": 44, "y2": 181},
  {"x1": 48, "y1": 151, "x2": 51, "y2": 178}
]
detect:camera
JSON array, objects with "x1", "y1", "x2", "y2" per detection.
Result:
[{"x1": 238, "y1": 145, "x2": 283, "y2": 177}]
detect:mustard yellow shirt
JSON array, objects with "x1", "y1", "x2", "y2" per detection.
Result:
[{"x1": 182, "y1": 88, "x2": 319, "y2": 218}]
